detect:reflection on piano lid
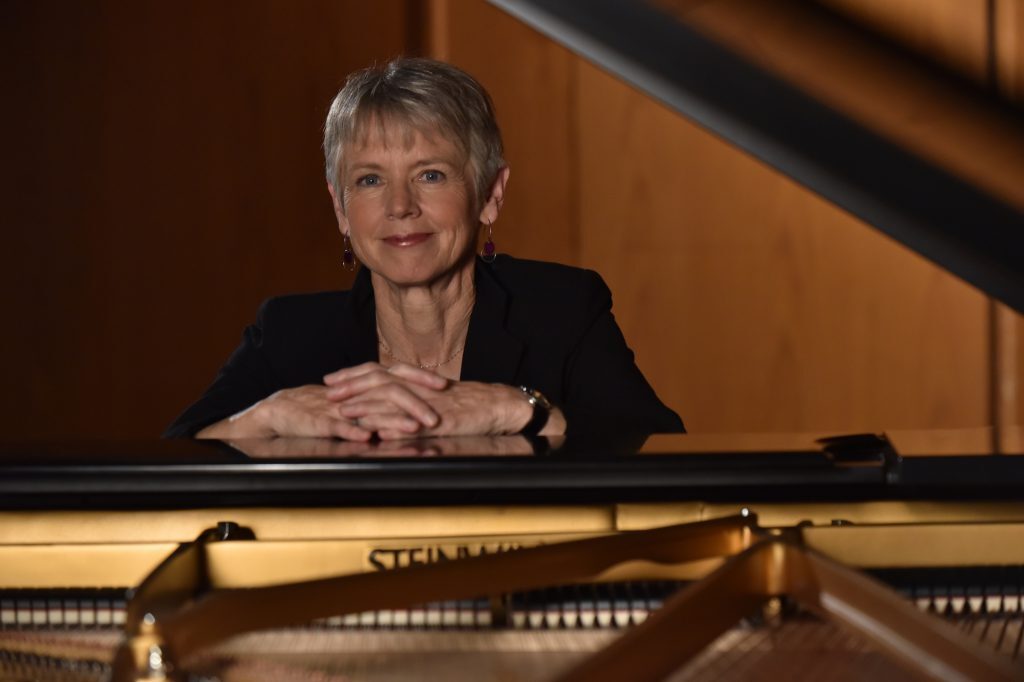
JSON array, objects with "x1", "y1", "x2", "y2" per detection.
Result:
[
  {"x1": 487, "y1": 0, "x2": 1024, "y2": 312},
  {"x1": 641, "y1": 427, "x2": 1024, "y2": 457},
  {"x1": 0, "y1": 429, "x2": 1023, "y2": 508}
]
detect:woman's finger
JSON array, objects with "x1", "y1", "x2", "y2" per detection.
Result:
[
  {"x1": 338, "y1": 387, "x2": 440, "y2": 428},
  {"x1": 324, "y1": 366, "x2": 447, "y2": 402},
  {"x1": 325, "y1": 361, "x2": 448, "y2": 392},
  {"x1": 258, "y1": 391, "x2": 372, "y2": 441},
  {"x1": 330, "y1": 417, "x2": 375, "y2": 442},
  {"x1": 383, "y1": 363, "x2": 449, "y2": 389},
  {"x1": 322, "y1": 361, "x2": 387, "y2": 386},
  {"x1": 336, "y1": 398, "x2": 403, "y2": 416},
  {"x1": 324, "y1": 367, "x2": 400, "y2": 400},
  {"x1": 347, "y1": 411, "x2": 423, "y2": 435},
  {"x1": 271, "y1": 410, "x2": 372, "y2": 441}
]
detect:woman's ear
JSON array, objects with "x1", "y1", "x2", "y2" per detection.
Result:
[
  {"x1": 327, "y1": 181, "x2": 349, "y2": 233},
  {"x1": 479, "y1": 165, "x2": 511, "y2": 225}
]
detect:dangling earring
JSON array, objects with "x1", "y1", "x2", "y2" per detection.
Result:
[
  {"x1": 480, "y1": 220, "x2": 496, "y2": 263},
  {"x1": 342, "y1": 233, "x2": 357, "y2": 272}
]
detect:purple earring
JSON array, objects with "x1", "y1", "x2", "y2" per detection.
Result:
[
  {"x1": 342, "y1": 233, "x2": 357, "y2": 272},
  {"x1": 481, "y1": 220, "x2": 496, "y2": 263}
]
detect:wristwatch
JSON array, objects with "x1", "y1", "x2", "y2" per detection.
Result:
[{"x1": 518, "y1": 386, "x2": 553, "y2": 437}]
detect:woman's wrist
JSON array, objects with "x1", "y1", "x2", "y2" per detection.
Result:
[
  {"x1": 499, "y1": 385, "x2": 566, "y2": 437},
  {"x1": 196, "y1": 418, "x2": 237, "y2": 439},
  {"x1": 196, "y1": 400, "x2": 272, "y2": 439},
  {"x1": 517, "y1": 386, "x2": 554, "y2": 436},
  {"x1": 496, "y1": 384, "x2": 535, "y2": 434}
]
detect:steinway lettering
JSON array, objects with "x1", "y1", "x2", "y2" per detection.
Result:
[{"x1": 367, "y1": 542, "x2": 531, "y2": 570}]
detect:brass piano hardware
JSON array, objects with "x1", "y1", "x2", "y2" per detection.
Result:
[
  {"x1": 155, "y1": 515, "x2": 753, "y2": 666},
  {"x1": 82, "y1": 514, "x2": 1021, "y2": 681},
  {"x1": 559, "y1": 532, "x2": 1017, "y2": 682},
  {"x1": 556, "y1": 530, "x2": 778, "y2": 682},
  {"x1": 111, "y1": 523, "x2": 256, "y2": 682},
  {"x1": 802, "y1": 522, "x2": 1024, "y2": 568},
  {"x1": 4, "y1": 516, "x2": 1019, "y2": 675}
]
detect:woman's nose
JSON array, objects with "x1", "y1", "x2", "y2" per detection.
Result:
[{"x1": 386, "y1": 183, "x2": 419, "y2": 219}]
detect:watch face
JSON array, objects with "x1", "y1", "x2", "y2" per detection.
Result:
[
  {"x1": 519, "y1": 386, "x2": 552, "y2": 437},
  {"x1": 526, "y1": 388, "x2": 553, "y2": 410}
]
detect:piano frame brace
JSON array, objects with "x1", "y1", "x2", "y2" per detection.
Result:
[{"x1": 106, "y1": 514, "x2": 1019, "y2": 682}]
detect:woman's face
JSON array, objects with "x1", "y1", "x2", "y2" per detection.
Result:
[{"x1": 330, "y1": 120, "x2": 497, "y2": 289}]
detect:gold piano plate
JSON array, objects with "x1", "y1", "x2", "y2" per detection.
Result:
[{"x1": 3, "y1": 515, "x2": 1024, "y2": 681}]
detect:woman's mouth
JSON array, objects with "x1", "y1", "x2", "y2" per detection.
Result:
[{"x1": 383, "y1": 233, "x2": 432, "y2": 247}]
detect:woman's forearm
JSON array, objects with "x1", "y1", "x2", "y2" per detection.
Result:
[{"x1": 195, "y1": 401, "x2": 270, "y2": 439}]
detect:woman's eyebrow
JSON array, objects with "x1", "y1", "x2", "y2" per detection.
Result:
[
  {"x1": 412, "y1": 157, "x2": 457, "y2": 168},
  {"x1": 348, "y1": 158, "x2": 456, "y2": 172}
]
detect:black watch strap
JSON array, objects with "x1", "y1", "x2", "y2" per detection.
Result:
[{"x1": 518, "y1": 386, "x2": 552, "y2": 437}]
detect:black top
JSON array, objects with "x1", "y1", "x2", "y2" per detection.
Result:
[{"x1": 165, "y1": 256, "x2": 685, "y2": 438}]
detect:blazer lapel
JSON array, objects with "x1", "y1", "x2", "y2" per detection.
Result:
[
  {"x1": 334, "y1": 267, "x2": 379, "y2": 367},
  {"x1": 461, "y1": 259, "x2": 524, "y2": 384}
]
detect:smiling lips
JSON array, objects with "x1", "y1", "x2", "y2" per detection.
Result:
[{"x1": 383, "y1": 232, "x2": 432, "y2": 247}]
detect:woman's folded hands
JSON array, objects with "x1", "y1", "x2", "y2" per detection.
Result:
[
  {"x1": 199, "y1": 362, "x2": 548, "y2": 440},
  {"x1": 322, "y1": 362, "x2": 533, "y2": 440}
]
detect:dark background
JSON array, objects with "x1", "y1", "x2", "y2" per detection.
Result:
[{"x1": 1, "y1": 1, "x2": 420, "y2": 438}]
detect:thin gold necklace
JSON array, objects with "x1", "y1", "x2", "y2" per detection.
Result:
[{"x1": 377, "y1": 335, "x2": 464, "y2": 369}]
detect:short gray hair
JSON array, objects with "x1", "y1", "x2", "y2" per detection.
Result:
[{"x1": 323, "y1": 58, "x2": 504, "y2": 207}]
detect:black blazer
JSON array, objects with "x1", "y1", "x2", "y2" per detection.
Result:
[{"x1": 165, "y1": 256, "x2": 684, "y2": 437}]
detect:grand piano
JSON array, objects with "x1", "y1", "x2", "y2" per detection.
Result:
[{"x1": 3, "y1": 1, "x2": 1024, "y2": 680}]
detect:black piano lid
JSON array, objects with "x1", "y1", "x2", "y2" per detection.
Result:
[
  {"x1": 0, "y1": 431, "x2": 1022, "y2": 509},
  {"x1": 487, "y1": 0, "x2": 1024, "y2": 313}
]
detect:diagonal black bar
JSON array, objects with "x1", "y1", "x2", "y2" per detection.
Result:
[{"x1": 489, "y1": 0, "x2": 1024, "y2": 313}]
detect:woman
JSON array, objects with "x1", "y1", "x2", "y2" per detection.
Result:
[{"x1": 166, "y1": 58, "x2": 683, "y2": 441}]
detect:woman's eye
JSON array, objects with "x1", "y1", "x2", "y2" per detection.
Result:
[
  {"x1": 420, "y1": 170, "x2": 445, "y2": 183},
  {"x1": 356, "y1": 175, "x2": 380, "y2": 187}
]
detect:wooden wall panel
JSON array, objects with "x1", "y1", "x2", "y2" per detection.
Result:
[
  {"x1": 823, "y1": 0, "x2": 1024, "y2": 437},
  {"x1": 998, "y1": 0, "x2": 1024, "y2": 97},
  {"x1": 575, "y1": 62, "x2": 990, "y2": 433},
  {"x1": 996, "y1": 0, "x2": 1024, "y2": 427},
  {"x1": 434, "y1": 0, "x2": 576, "y2": 266},
  {"x1": 437, "y1": 0, "x2": 999, "y2": 434},
  {"x1": 1, "y1": 1, "x2": 412, "y2": 438}
]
